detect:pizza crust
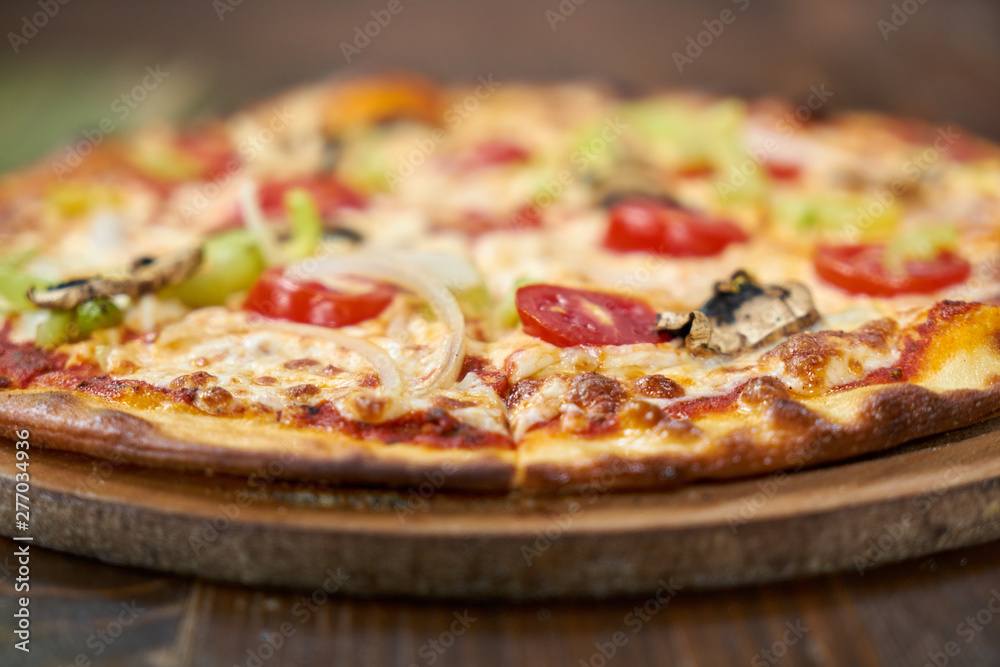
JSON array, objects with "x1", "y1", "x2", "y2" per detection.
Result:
[
  {"x1": 518, "y1": 381, "x2": 1000, "y2": 492},
  {"x1": 0, "y1": 390, "x2": 515, "y2": 492}
]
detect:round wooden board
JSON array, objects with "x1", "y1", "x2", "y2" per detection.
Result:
[{"x1": 3, "y1": 418, "x2": 1000, "y2": 600}]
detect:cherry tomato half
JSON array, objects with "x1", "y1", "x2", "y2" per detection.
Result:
[
  {"x1": 603, "y1": 198, "x2": 748, "y2": 257},
  {"x1": 813, "y1": 244, "x2": 970, "y2": 297},
  {"x1": 515, "y1": 284, "x2": 665, "y2": 347},
  {"x1": 243, "y1": 267, "x2": 394, "y2": 328}
]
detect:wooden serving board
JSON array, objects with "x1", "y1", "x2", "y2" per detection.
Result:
[{"x1": 3, "y1": 418, "x2": 1000, "y2": 600}]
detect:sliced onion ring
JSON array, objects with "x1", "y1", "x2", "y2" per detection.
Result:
[{"x1": 291, "y1": 253, "x2": 467, "y2": 396}]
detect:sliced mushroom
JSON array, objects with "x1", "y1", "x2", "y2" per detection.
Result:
[
  {"x1": 656, "y1": 270, "x2": 819, "y2": 356},
  {"x1": 27, "y1": 247, "x2": 203, "y2": 310}
]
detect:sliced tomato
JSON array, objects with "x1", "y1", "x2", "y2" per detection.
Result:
[
  {"x1": 515, "y1": 284, "x2": 666, "y2": 347},
  {"x1": 257, "y1": 175, "x2": 365, "y2": 219},
  {"x1": 243, "y1": 267, "x2": 394, "y2": 328},
  {"x1": 814, "y1": 244, "x2": 970, "y2": 296},
  {"x1": 603, "y1": 198, "x2": 748, "y2": 257}
]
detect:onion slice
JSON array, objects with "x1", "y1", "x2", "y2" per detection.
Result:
[
  {"x1": 238, "y1": 181, "x2": 283, "y2": 265},
  {"x1": 291, "y1": 253, "x2": 467, "y2": 396}
]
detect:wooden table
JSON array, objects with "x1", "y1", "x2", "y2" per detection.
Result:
[{"x1": 2, "y1": 536, "x2": 999, "y2": 666}]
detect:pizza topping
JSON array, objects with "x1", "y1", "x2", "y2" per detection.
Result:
[
  {"x1": 235, "y1": 317, "x2": 406, "y2": 402},
  {"x1": 761, "y1": 319, "x2": 898, "y2": 394},
  {"x1": 456, "y1": 141, "x2": 531, "y2": 170},
  {"x1": 321, "y1": 76, "x2": 442, "y2": 136},
  {"x1": 0, "y1": 326, "x2": 68, "y2": 388},
  {"x1": 603, "y1": 197, "x2": 748, "y2": 257},
  {"x1": 243, "y1": 267, "x2": 395, "y2": 329},
  {"x1": 169, "y1": 371, "x2": 217, "y2": 390},
  {"x1": 27, "y1": 247, "x2": 203, "y2": 310},
  {"x1": 284, "y1": 358, "x2": 320, "y2": 370},
  {"x1": 197, "y1": 385, "x2": 237, "y2": 413},
  {"x1": 255, "y1": 176, "x2": 364, "y2": 222},
  {"x1": 770, "y1": 192, "x2": 900, "y2": 241},
  {"x1": 566, "y1": 372, "x2": 627, "y2": 416},
  {"x1": 813, "y1": 243, "x2": 970, "y2": 296},
  {"x1": 737, "y1": 376, "x2": 791, "y2": 408},
  {"x1": 656, "y1": 271, "x2": 819, "y2": 356},
  {"x1": 515, "y1": 284, "x2": 665, "y2": 347},
  {"x1": 0, "y1": 252, "x2": 46, "y2": 312},
  {"x1": 281, "y1": 187, "x2": 324, "y2": 261},
  {"x1": 764, "y1": 161, "x2": 800, "y2": 181},
  {"x1": 285, "y1": 383, "x2": 320, "y2": 400},
  {"x1": 126, "y1": 128, "x2": 234, "y2": 184},
  {"x1": 285, "y1": 402, "x2": 513, "y2": 450},
  {"x1": 167, "y1": 231, "x2": 265, "y2": 308},
  {"x1": 620, "y1": 399, "x2": 667, "y2": 429},
  {"x1": 505, "y1": 378, "x2": 543, "y2": 409},
  {"x1": 305, "y1": 254, "x2": 468, "y2": 396},
  {"x1": 882, "y1": 225, "x2": 960, "y2": 274},
  {"x1": 632, "y1": 374, "x2": 685, "y2": 399}
]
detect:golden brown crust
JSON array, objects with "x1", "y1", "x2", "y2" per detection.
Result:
[
  {"x1": 0, "y1": 390, "x2": 515, "y2": 492},
  {"x1": 520, "y1": 382, "x2": 1000, "y2": 492}
]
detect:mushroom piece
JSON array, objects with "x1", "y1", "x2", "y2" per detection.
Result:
[
  {"x1": 656, "y1": 270, "x2": 819, "y2": 356},
  {"x1": 26, "y1": 247, "x2": 203, "y2": 310}
]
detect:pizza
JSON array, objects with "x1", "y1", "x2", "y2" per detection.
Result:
[{"x1": 2, "y1": 73, "x2": 1000, "y2": 493}]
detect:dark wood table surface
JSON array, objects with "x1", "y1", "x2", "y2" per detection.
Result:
[{"x1": 2, "y1": 535, "x2": 1000, "y2": 666}]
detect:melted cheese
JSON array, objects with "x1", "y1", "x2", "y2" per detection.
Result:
[{"x1": 5, "y1": 80, "x2": 1000, "y2": 457}]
